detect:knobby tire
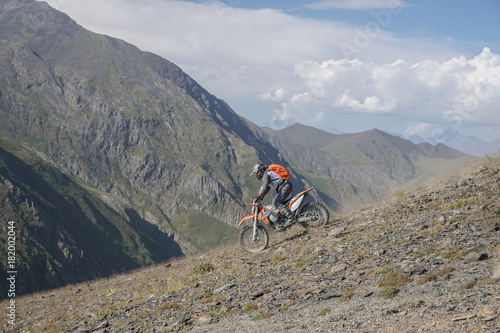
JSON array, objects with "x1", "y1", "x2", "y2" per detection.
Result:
[
  {"x1": 239, "y1": 224, "x2": 269, "y2": 253},
  {"x1": 299, "y1": 201, "x2": 329, "y2": 228}
]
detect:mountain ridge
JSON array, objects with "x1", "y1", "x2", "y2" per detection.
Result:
[
  {"x1": 398, "y1": 127, "x2": 500, "y2": 156},
  {"x1": 0, "y1": 0, "x2": 479, "y2": 298}
]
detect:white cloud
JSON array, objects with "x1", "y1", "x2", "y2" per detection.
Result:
[
  {"x1": 404, "y1": 123, "x2": 431, "y2": 137},
  {"x1": 305, "y1": 0, "x2": 412, "y2": 10},
  {"x1": 260, "y1": 88, "x2": 289, "y2": 102},
  {"x1": 273, "y1": 48, "x2": 500, "y2": 137},
  {"x1": 337, "y1": 92, "x2": 398, "y2": 113},
  {"x1": 40, "y1": 0, "x2": 500, "y2": 141}
]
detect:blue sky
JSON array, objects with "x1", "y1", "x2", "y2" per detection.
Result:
[
  {"x1": 188, "y1": 0, "x2": 500, "y2": 56},
  {"x1": 41, "y1": 0, "x2": 500, "y2": 142}
]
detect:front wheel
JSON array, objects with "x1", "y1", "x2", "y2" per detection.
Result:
[
  {"x1": 239, "y1": 224, "x2": 269, "y2": 253},
  {"x1": 298, "y1": 201, "x2": 329, "y2": 228}
]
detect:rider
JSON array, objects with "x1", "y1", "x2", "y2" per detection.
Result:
[{"x1": 250, "y1": 163, "x2": 294, "y2": 229}]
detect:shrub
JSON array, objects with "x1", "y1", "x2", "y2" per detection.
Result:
[{"x1": 193, "y1": 261, "x2": 215, "y2": 275}]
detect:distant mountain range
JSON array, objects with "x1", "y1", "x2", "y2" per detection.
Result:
[
  {"x1": 393, "y1": 128, "x2": 500, "y2": 157},
  {"x1": 0, "y1": 0, "x2": 477, "y2": 297}
]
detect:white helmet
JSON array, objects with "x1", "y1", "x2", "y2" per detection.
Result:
[{"x1": 250, "y1": 163, "x2": 266, "y2": 180}]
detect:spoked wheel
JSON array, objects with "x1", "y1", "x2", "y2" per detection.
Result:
[
  {"x1": 239, "y1": 225, "x2": 269, "y2": 253},
  {"x1": 298, "y1": 201, "x2": 329, "y2": 228}
]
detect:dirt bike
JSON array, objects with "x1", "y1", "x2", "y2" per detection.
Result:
[{"x1": 238, "y1": 188, "x2": 329, "y2": 253}]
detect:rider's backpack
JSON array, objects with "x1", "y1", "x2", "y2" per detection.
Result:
[{"x1": 268, "y1": 164, "x2": 291, "y2": 180}]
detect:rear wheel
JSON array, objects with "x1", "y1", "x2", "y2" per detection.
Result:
[
  {"x1": 239, "y1": 225, "x2": 269, "y2": 253},
  {"x1": 298, "y1": 202, "x2": 329, "y2": 228}
]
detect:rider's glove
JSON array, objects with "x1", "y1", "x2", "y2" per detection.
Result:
[{"x1": 254, "y1": 195, "x2": 261, "y2": 202}]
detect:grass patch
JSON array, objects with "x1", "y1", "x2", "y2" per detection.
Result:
[
  {"x1": 282, "y1": 301, "x2": 296, "y2": 312},
  {"x1": 271, "y1": 254, "x2": 287, "y2": 264},
  {"x1": 318, "y1": 307, "x2": 331, "y2": 316},
  {"x1": 282, "y1": 325, "x2": 298, "y2": 330},
  {"x1": 339, "y1": 287, "x2": 356, "y2": 302},
  {"x1": 375, "y1": 265, "x2": 394, "y2": 275},
  {"x1": 454, "y1": 279, "x2": 476, "y2": 292},
  {"x1": 441, "y1": 248, "x2": 467, "y2": 261},
  {"x1": 252, "y1": 311, "x2": 273, "y2": 321},
  {"x1": 377, "y1": 269, "x2": 410, "y2": 298},
  {"x1": 242, "y1": 302, "x2": 259, "y2": 313},
  {"x1": 418, "y1": 274, "x2": 436, "y2": 285},
  {"x1": 444, "y1": 198, "x2": 475, "y2": 210},
  {"x1": 412, "y1": 246, "x2": 435, "y2": 258},
  {"x1": 437, "y1": 266, "x2": 456, "y2": 280}
]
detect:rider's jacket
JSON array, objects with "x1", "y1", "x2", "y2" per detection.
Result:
[{"x1": 257, "y1": 170, "x2": 285, "y2": 198}]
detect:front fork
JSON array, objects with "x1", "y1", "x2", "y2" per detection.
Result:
[{"x1": 252, "y1": 205, "x2": 259, "y2": 241}]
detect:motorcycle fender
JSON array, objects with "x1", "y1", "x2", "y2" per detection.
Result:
[
  {"x1": 238, "y1": 214, "x2": 255, "y2": 227},
  {"x1": 288, "y1": 188, "x2": 313, "y2": 211},
  {"x1": 290, "y1": 195, "x2": 305, "y2": 211}
]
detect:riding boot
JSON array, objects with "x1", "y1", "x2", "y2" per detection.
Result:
[{"x1": 278, "y1": 205, "x2": 294, "y2": 228}]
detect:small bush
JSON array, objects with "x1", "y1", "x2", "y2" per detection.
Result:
[{"x1": 193, "y1": 261, "x2": 215, "y2": 275}]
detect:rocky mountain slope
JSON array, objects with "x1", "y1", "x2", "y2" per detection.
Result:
[
  {"x1": 0, "y1": 0, "x2": 476, "y2": 298},
  {"x1": 0, "y1": 137, "x2": 188, "y2": 298},
  {"x1": 4, "y1": 155, "x2": 498, "y2": 333},
  {"x1": 266, "y1": 125, "x2": 473, "y2": 210}
]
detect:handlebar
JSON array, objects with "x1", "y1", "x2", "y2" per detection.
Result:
[{"x1": 251, "y1": 199, "x2": 261, "y2": 206}]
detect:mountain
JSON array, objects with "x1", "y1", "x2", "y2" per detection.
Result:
[
  {"x1": 405, "y1": 128, "x2": 500, "y2": 156},
  {"x1": 0, "y1": 0, "x2": 263, "y2": 239},
  {"x1": 430, "y1": 128, "x2": 500, "y2": 156},
  {"x1": 5, "y1": 155, "x2": 499, "y2": 332},
  {"x1": 265, "y1": 124, "x2": 473, "y2": 208},
  {"x1": 0, "y1": 138, "x2": 185, "y2": 296},
  {"x1": 0, "y1": 0, "x2": 477, "y2": 297}
]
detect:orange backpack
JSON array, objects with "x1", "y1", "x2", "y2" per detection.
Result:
[{"x1": 268, "y1": 164, "x2": 291, "y2": 180}]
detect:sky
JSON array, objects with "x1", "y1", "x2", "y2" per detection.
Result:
[{"x1": 40, "y1": 0, "x2": 500, "y2": 142}]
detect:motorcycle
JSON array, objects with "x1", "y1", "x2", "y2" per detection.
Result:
[{"x1": 238, "y1": 188, "x2": 329, "y2": 253}]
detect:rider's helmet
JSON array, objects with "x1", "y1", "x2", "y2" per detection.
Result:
[{"x1": 250, "y1": 163, "x2": 266, "y2": 180}]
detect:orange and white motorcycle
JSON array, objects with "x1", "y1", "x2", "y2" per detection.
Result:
[{"x1": 238, "y1": 188, "x2": 329, "y2": 253}]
